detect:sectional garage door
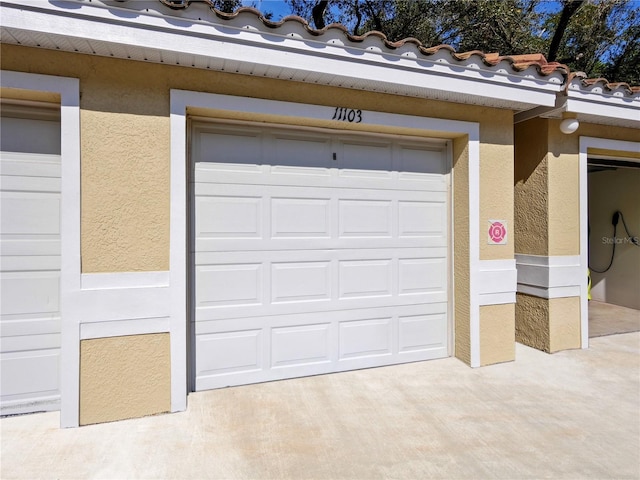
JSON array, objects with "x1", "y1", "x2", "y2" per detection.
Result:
[
  {"x1": 0, "y1": 104, "x2": 61, "y2": 414},
  {"x1": 192, "y1": 122, "x2": 450, "y2": 390}
]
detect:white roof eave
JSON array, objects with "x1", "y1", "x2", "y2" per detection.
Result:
[
  {"x1": 1, "y1": 0, "x2": 564, "y2": 109},
  {"x1": 566, "y1": 90, "x2": 640, "y2": 128}
]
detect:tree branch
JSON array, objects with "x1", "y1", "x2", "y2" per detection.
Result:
[
  {"x1": 312, "y1": 0, "x2": 329, "y2": 29},
  {"x1": 547, "y1": 0, "x2": 584, "y2": 61}
]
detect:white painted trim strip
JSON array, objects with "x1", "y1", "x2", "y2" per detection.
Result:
[
  {"x1": 81, "y1": 271, "x2": 170, "y2": 290},
  {"x1": 468, "y1": 132, "x2": 481, "y2": 367},
  {"x1": 515, "y1": 254, "x2": 582, "y2": 299},
  {"x1": 170, "y1": 90, "x2": 483, "y2": 385},
  {"x1": 478, "y1": 259, "x2": 517, "y2": 306},
  {"x1": 80, "y1": 317, "x2": 170, "y2": 340},
  {"x1": 73, "y1": 287, "x2": 171, "y2": 324}
]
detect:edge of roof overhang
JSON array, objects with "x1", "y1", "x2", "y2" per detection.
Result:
[
  {"x1": 0, "y1": 0, "x2": 564, "y2": 110},
  {"x1": 564, "y1": 76, "x2": 640, "y2": 127}
]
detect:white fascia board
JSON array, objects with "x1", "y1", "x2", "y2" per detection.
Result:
[
  {"x1": 566, "y1": 94, "x2": 640, "y2": 125},
  {"x1": 1, "y1": 0, "x2": 559, "y2": 108}
]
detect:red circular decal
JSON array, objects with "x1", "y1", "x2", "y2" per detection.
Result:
[{"x1": 489, "y1": 221, "x2": 506, "y2": 243}]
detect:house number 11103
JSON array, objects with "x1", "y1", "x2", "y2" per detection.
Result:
[{"x1": 332, "y1": 107, "x2": 362, "y2": 123}]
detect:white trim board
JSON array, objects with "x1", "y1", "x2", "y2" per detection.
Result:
[
  {"x1": 81, "y1": 271, "x2": 169, "y2": 290},
  {"x1": 579, "y1": 137, "x2": 640, "y2": 349},
  {"x1": 80, "y1": 317, "x2": 170, "y2": 340},
  {"x1": 1, "y1": 70, "x2": 81, "y2": 428},
  {"x1": 478, "y1": 259, "x2": 517, "y2": 306},
  {"x1": 515, "y1": 254, "x2": 582, "y2": 299},
  {"x1": 170, "y1": 90, "x2": 484, "y2": 411}
]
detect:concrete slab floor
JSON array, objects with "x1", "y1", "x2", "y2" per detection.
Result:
[
  {"x1": 589, "y1": 300, "x2": 640, "y2": 338},
  {"x1": 2, "y1": 333, "x2": 639, "y2": 480}
]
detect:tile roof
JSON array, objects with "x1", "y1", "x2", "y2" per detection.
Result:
[{"x1": 156, "y1": 1, "x2": 638, "y2": 98}]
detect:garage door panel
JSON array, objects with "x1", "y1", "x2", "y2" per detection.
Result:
[
  {"x1": 1, "y1": 111, "x2": 61, "y2": 415},
  {"x1": 271, "y1": 323, "x2": 332, "y2": 368},
  {"x1": 195, "y1": 166, "x2": 447, "y2": 192},
  {"x1": 195, "y1": 237, "x2": 446, "y2": 252},
  {"x1": 399, "y1": 313, "x2": 448, "y2": 353},
  {"x1": 195, "y1": 248, "x2": 447, "y2": 319},
  {"x1": 1, "y1": 255, "x2": 60, "y2": 271},
  {"x1": 195, "y1": 247, "x2": 447, "y2": 264},
  {"x1": 271, "y1": 261, "x2": 332, "y2": 303},
  {"x1": 196, "y1": 263, "x2": 262, "y2": 307},
  {"x1": 195, "y1": 329, "x2": 263, "y2": 377},
  {"x1": 338, "y1": 199, "x2": 392, "y2": 237},
  {"x1": 271, "y1": 197, "x2": 331, "y2": 238},
  {"x1": 0, "y1": 271, "x2": 60, "y2": 316},
  {"x1": 1, "y1": 152, "x2": 61, "y2": 175},
  {"x1": 194, "y1": 195, "x2": 262, "y2": 239},
  {"x1": 398, "y1": 145, "x2": 447, "y2": 175},
  {"x1": 1, "y1": 349, "x2": 60, "y2": 399},
  {"x1": 0, "y1": 317, "x2": 60, "y2": 337},
  {"x1": 196, "y1": 130, "x2": 264, "y2": 165},
  {"x1": 195, "y1": 292, "x2": 448, "y2": 323},
  {"x1": 195, "y1": 303, "x2": 447, "y2": 335},
  {"x1": 1, "y1": 193, "x2": 60, "y2": 235},
  {"x1": 194, "y1": 304, "x2": 447, "y2": 390},
  {"x1": 399, "y1": 257, "x2": 448, "y2": 295},
  {"x1": 193, "y1": 124, "x2": 449, "y2": 391},
  {"x1": 272, "y1": 135, "x2": 332, "y2": 169},
  {"x1": 338, "y1": 317, "x2": 393, "y2": 360}
]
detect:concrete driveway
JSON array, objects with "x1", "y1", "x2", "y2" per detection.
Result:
[{"x1": 2, "y1": 332, "x2": 639, "y2": 480}]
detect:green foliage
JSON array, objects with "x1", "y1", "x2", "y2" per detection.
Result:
[{"x1": 284, "y1": 0, "x2": 640, "y2": 84}]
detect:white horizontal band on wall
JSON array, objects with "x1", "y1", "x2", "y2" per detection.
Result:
[
  {"x1": 477, "y1": 259, "x2": 517, "y2": 306},
  {"x1": 81, "y1": 271, "x2": 170, "y2": 290},
  {"x1": 515, "y1": 254, "x2": 582, "y2": 299},
  {"x1": 80, "y1": 317, "x2": 170, "y2": 340},
  {"x1": 72, "y1": 273, "x2": 171, "y2": 335}
]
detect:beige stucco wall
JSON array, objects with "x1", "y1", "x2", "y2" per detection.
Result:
[
  {"x1": 515, "y1": 293, "x2": 550, "y2": 351},
  {"x1": 479, "y1": 303, "x2": 515, "y2": 365},
  {"x1": 589, "y1": 167, "x2": 640, "y2": 309},
  {"x1": 514, "y1": 117, "x2": 550, "y2": 256},
  {"x1": 549, "y1": 296, "x2": 581, "y2": 352},
  {"x1": 479, "y1": 117, "x2": 515, "y2": 261},
  {"x1": 80, "y1": 333, "x2": 170, "y2": 425},
  {"x1": 1, "y1": 43, "x2": 514, "y2": 273},
  {"x1": 547, "y1": 122, "x2": 580, "y2": 256},
  {"x1": 515, "y1": 294, "x2": 581, "y2": 353}
]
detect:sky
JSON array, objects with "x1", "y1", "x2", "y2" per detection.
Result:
[{"x1": 242, "y1": 0, "x2": 293, "y2": 19}]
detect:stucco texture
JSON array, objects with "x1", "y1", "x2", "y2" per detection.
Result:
[
  {"x1": 515, "y1": 294, "x2": 581, "y2": 353},
  {"x1": 2, "y1": 43, "x2": 514, "y2": 274},
  {"x1": 514, "y1": 117, "x2": 550, "y2": 256},
  {"x1": 479, "y1": 303, "x2": 515, "y2": 365},
  {"x1": 79, "y1": 333, "x2": 171, "y2": 426}
]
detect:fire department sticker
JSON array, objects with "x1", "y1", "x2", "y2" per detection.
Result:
[{"x1": 488, "y1": 220, "x2": 507, "y2": 245}]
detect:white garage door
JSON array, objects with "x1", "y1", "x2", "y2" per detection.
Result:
[
  {"x1": 192, "y1": 122, "x2": 450, "y2": 391},
  {"x1": 0, "y1": 104, "x2": 61, "y2": 414}
]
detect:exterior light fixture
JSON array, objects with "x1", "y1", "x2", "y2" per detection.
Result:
[{"x1": 559, "y1": 113, "x2": 579, "y2": 134}]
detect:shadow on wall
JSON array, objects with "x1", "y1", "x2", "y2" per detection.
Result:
[{"x1": 588, "y1": 166, "x2": 640, "y2": 310}]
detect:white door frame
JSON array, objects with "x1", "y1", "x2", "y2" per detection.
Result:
[
  {"x1": 170, "y1": 90, "x2": 485, "y2": 409},
  {"x1": 1, "y1": 70, "x2": 81, "y2": 428},
  {"x1": 579, "y1": 136, "x2": 640, "y2": 348}
]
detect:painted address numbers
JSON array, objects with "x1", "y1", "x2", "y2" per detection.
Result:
[{"x1": 331, "y1": 107, "x2": 362, "y2": 123}]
